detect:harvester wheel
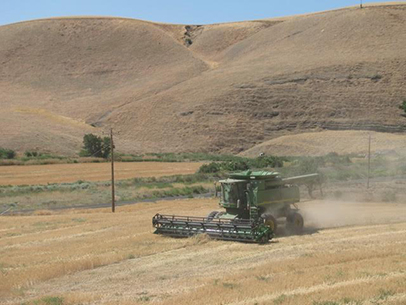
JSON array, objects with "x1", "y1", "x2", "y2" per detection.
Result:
[
  {"x1": 286, "y1": 212, "x2": 304, "y2": 234},
  {"x1": 206, "y1": 211, "x2": 219, "y2": 222},
  {"x1": 261, "y1": 214, "x2": 277, "y2": 233}
]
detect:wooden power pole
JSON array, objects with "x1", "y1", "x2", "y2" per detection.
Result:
[
  {"x1": 110, "y1": 128, "x2": 115, "y2": 213},
  {"x1": 360, "y1": 0, "x2": 363, "y2": 9},
  {"x1": 367, "y1": 134, "x2": 371, "y2": 189}
]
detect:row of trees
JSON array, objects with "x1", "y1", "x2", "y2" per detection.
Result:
[{"x1": 0, "y1": 134, "x2": 111, "y2": 160}]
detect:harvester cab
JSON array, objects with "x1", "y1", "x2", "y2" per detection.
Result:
[
  {"x1": 152, "y1": 170, "x2": 319, "y2": 244},
  {"x1": 218, "y1": 179, "x2": 249, "y2": 217}
]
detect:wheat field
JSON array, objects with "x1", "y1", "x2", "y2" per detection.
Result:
[
  {"x1": 0, "y1": 162, "x2": 203, "y2": 186},
  {"x1": 1, "y1": 198, "x2": 406, "y2": 305}
]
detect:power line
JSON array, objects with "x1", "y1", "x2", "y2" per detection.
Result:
[{"x1": 86, "y1": 146, "x2": 104, "y2": 158}]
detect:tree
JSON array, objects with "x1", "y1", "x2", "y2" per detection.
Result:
[
  {"x1": 102, "y1": 137, "x2": 111, "y2": 159},
  {"x1": 81, "y1": 134, "x2": 111, "y2": 158}
]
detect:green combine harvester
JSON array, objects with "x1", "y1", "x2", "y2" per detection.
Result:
[{"x1": 152, "y1": 170, "x2": 319, "y2": 243}]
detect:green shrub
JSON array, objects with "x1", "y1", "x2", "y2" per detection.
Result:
[
  {"x1": 221, "y1": 160, "x2": 249, "y2": 171},
  {"x1": 324, "y1": 152, "x2": 351, "y2": 165},
  {"x1": 0, "y1": 148, "x2": 16, "y2": 159},
  {"x1": 24, "y1": 150, "x2": 42, "y2": 157},
  {"x1": 151, "y1": 185, "x2": 207, "y2": 198},
  {"x1": 249, "y1": 156, "x2": 285, "y2": 168},
  {"x1": 198, "y1": 162, "x2": 221, "y2": 173},
  {"x1": 197, "y1": 155, "x2": 284, "y2": 174},
  {"x1": 399, "y1": 99, "x2": 406, "y2": 113}
]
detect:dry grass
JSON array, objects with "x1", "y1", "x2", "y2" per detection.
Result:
[
  {"x1": 1, "y1": 4, "x2": 406, "y2": 155},
  {"x1": 241, "y1": 130, "x2": 406, "y2": 157},
  {"x1": 0, "y1": 162, "x2": 202, "y2": 186},
  {"x1": 14, "y1": 107, "x2": 89, "y2": 128},
  {"x1": 1, "y1": 198, "x2": 406, "y2": 304}
]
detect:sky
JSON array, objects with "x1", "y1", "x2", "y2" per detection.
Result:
[{"x1": 1, "y1": 0, "x2": 403, "y2": 26}]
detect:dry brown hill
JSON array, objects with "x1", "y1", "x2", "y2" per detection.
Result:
[
  {"x1": 240, "y1": 130, "x2": 406, "y2": 157},
  {"x1": 1, "y1": 3, "x2": 406, "y2": 155}
]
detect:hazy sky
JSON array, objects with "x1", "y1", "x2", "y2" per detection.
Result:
[{"x1": 1, "y1": 0, "x2": 403, "y2": 26}]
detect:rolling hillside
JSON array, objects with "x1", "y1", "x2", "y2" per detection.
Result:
[{"x1": 1, "y1": 3, "x2": 406, "y2": 155}]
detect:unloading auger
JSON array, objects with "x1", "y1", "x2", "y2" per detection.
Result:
[{"x1": 152, "y1": 170, "x2": 319, "y2": 244}]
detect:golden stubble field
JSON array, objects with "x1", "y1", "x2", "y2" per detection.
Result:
[
  {"x1": 1, "y1": 198, "x2": 406, "y2": 305},
  {"x1": 0, "y1": 162, "x2": 203, "y2": 186}
]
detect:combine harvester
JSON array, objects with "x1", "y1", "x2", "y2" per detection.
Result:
[{"x1": 153, "y1": 171, "x2": 319, "y2": 243}]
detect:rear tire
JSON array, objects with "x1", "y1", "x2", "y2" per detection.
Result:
[
  {"x1": 261, "y1": 213, "x2": 277, "y2": 233},
  {"x1": 286, "y1": 212, "x2": 304, "y2": 234}
]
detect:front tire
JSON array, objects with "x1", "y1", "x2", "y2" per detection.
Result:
[{"x1": 261, "y1": 213, "x2": 277, "y2": 233}]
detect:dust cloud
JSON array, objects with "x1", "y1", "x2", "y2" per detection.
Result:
[{"x1": 300, "y1": 200, "x2": 406, "y2": 230}]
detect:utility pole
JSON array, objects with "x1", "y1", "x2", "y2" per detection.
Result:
[
  {"x1": 110, "y1": 128, "x2": 115, "y2": 213},
  {"x1": 360, "y1": 0, "x2": 363, "y2": 9},
  {"x1": 367, "y1": 134, "x2": 371, "y2": 189}
]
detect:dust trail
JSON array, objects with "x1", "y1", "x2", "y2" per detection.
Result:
[{"x1": 299, "y1": 200, "x2": 406, "y2": 229}]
